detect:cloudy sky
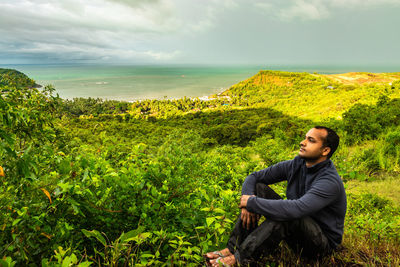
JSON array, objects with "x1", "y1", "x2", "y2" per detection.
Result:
[{"x1": 1, "y1": 0, "x2": 400, "y2": 65}]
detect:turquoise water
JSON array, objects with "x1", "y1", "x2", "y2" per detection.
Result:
[
  {"x1": 4, "y1": 65, "x2": 262, "y2": 101},
  {"x1": 3, "y1": 64, "x2": 400, "y2": 101}
]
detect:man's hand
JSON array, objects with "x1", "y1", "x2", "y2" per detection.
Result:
[
  {"x1": 241, "y1": 208, "x2": 259, "y2": 230},
  {"x1": 240, "y1": 194, "x2": 258, "y2": 230},
  {"x1": 239, "y1": 194, "x2": 254, "y2": 209}
]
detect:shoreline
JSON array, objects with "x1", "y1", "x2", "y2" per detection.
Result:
[
  {"x1": 58, "y1": 84, "x2": 234, "y2": 103},
  {"x1": 27, "y1": 69, "x2": 400, "y2": 103}
]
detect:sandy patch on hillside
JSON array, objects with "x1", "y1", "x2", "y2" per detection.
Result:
[{"x1": 323, "y1": 72, "x2": 400, "y2": 85}]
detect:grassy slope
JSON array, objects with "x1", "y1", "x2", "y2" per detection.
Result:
[
  {"x1": 346, "y1": 175, "x2": 400, "y2": 205},
  {"x1": 222, "y1": 70, "x2": 400, "y2": 119}
]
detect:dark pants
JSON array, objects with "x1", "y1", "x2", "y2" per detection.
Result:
[{"x1": 226, "y1": 183, "x2": 331, "y2": 264}]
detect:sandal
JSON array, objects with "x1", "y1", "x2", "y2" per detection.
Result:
[
  {"x1": 215, "y1": 255, "x2": 236, "y2": 267},
  {"x1": 203, "y1": 248, "x2": 231, "y2": 266},
  {"x1": 203, "y1": 251, "x2": 223, "y2": 266},
  {"x1": 204, "y1": 248, "x2": 231, "y2": 258}
]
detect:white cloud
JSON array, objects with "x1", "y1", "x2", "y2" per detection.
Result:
[
  {"x1": 0, "y1": 0, "x2": 399, "y2": 63},
  {"x1": 254, "y1": 0, "x2": 400, "y2": 21},
  {"x1": 0, "y1": 0, "x2": 187, "y2": 62},
  {"x1": 0, "y1": 0, "x2": 242, "y2": 62},
  {"x1": 143, "y1": 50, "x2": 181, "y2": 60},
  {"x1": 254, "y1": 0, "x2": 328, "y2": 21},
  {"x1": 330, "y1": 0, "x2": 400, "y2": 7},
  {"x1": 278, "y1": 0, "x2": 328, "y2": 21},
  {"x1": 254, "y1": 2, "x2": 273, "y2": 11},
  {"x1": 105, "y1": 0, "x2": 161, "y2": 8},
  {"x1": 171, "y1": 0, "x2": 239, "y2": 34},
  {"x1": 6, "y1": 41, "x2": 181, "y2": 62}
]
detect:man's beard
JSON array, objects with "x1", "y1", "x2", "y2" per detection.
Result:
[{"x1": 298, "y1": 153, "x2": 321, "y2": 161}]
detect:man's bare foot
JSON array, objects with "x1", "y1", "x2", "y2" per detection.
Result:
[
  {"x1": 210, "y1": 254, "x2": 236, "y2": 267},
  {"x1": 205, "y1": 248, "x2": 232, "y2": 259}
]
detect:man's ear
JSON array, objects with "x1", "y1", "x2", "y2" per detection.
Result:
[{"x1": 322, "y1": 146, "x2": 331, "y2": 157}]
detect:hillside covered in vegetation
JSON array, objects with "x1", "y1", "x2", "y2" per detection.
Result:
[{"x1": 1, "y1": 68, "x2": 400, "y2": 266}]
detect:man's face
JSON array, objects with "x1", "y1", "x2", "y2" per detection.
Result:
[{"x1": 299, "y1": 128, "x2": 330, "y2": 161}]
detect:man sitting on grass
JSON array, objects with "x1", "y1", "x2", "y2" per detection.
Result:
[{"x1": 204, "y1": 126, "x2": 347, "y2": 266}]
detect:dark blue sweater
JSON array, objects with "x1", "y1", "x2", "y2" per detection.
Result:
[{"x1": 243, "y1": 156, "x2": 347, "y2": 248}]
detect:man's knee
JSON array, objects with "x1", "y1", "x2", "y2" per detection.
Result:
[{"x1": 255, "y1": 183, "x2": 282, "y2": 200}]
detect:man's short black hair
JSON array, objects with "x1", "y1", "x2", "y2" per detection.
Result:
[{"x1": 314, "y1": 126, "x2": 340, "y2": 158}]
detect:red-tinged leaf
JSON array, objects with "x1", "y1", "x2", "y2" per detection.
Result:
[
  {"x1": 0, "y1": 166, "x2": 4, "y2": 177},
  {"x1": 40, "y1": 232, "x2": 52, "y2": 239},
  {"x1": 40, "y1": 188, "x2": 52, "y2": 204}
]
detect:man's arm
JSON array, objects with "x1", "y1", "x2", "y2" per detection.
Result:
[
  {"x1": 243, "y1": 176, "x2": 340, "y2": 221},
  {"x1": 242, "y1": 160, "x2": 292, "y2": 195},
  {"x1": 240, "y1": 160, "x2": 292, "y2": 229}
]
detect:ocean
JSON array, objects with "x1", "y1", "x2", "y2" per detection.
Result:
[{"x1": 3, "y1": 64, "x2": 400, "y2": 101}]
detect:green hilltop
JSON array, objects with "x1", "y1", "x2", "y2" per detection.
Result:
[
  {"x1": 221, "y1": 70, "x2": 400, "y2": 119},
  {"x1": 1, "y1": 68, "x2": 399, "y2": 266},
  {"x1": 0, "y1": 68, "x2": 39, "y2": 88}
]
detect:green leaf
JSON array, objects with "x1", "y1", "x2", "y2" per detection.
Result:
[
  {"x1": 0, "y1": 129, "x2": 14, "y2": 145},
  {"x1": 141, "y1": 254, "x2": 154, "y2": 258},
  {"x1": 194, "y1": 199, "x2": 201, "y2": 206},
  {"x1": 81, "y1": 229, "x2": 107, "y2": 247},
  {"x1": 119, "y1": 226, "x2": 144, "y2": 243},
  {"x1": 151, "y1": 187, "x2": 158, "y2": 197},
  {"x1": 206, "y1": 217, "x2": 215, "y2": 226},
  {"x1": 12, "y1": 219, "x2": 21, "y2": 226},
  {"x1": 137, "y1": 232, "x2": 151, "y2": 240},
  {"x1": 213, "y1": 208, "x2": 225, "y2": 214},
  {"x1": 62, "y1": 254, "x2": 77, "y2": 267},
  {"x1": 77, "y1": 261, "x2": 92, "y2": 267},
  {"x1": 0, "y1": 256, "x2": 16, "y2": 267},
  {"x1": 82, "y1": 169, "x2": 89, "y2": 181}
]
